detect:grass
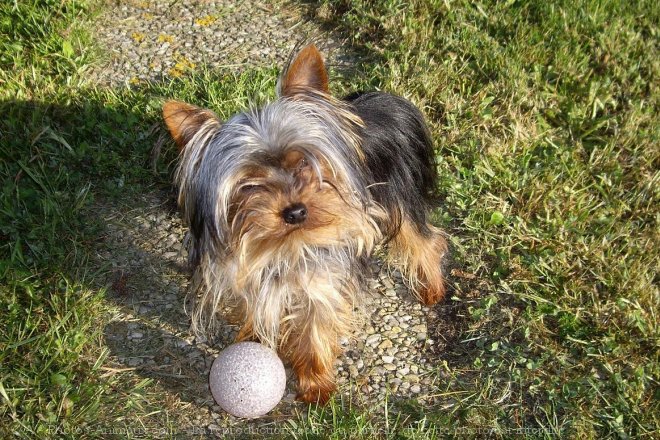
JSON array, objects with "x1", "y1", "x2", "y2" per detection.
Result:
[
  {"x1": 1, "y1": 0, "x2": 658, "y2": 438},
  {"x1": 0, "y1": 1, "x2": 156, "y2": 437},
  {"x1": 307, "y1": 0, "x2": 659, "y2": 437}
]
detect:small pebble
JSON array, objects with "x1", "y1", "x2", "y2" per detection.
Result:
[
  {"x1": 366, "y1": 334, "x2": 381, "y2": 346},
  {"x1": 378, "y1": 339, "x2": 393, "y2": 349}
]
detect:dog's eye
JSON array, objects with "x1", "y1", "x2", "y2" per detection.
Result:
[
  {"x1": 239, "y1": 183, "x2": 261, "y2": 193},
  {"x1": 296, "y1": 157, "x2": 309, "y2": 171}
]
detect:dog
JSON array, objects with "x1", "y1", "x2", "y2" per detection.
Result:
[{"x1": 162, "y1": 45, "x2": 448, "y2": 404}]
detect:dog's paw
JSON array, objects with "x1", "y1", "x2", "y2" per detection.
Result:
[{"x1": 296, "y1": 383, "x2": 336, "y2": 405}]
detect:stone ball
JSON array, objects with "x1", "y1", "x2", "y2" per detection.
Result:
[{"x1": 209, "y1": 341, "x2": 286, "y2": 418}]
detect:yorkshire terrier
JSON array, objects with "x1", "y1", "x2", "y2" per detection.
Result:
[{"x1": 163, "y1": 45, "x2": 448, "y2": 404}]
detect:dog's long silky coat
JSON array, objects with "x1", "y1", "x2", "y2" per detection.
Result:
[{"x1": 163, "y1": 45, "x2": 448, "y2": 404}]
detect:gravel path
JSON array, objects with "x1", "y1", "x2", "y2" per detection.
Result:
[
  {"x1": 96, "y1": 192, "x2": 442, "y2": 432},
  {"x1": 91, "y1": 0, "x2": 447, "y2": 434},
  {"x1": 92, "y1": 0, "x2": 346, "y2": 85}
]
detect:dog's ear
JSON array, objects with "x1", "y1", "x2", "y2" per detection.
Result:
[
  {"x1": 279, "y1": 44, "x2": 329, "y2": 97},
  {"x1": 162, "y1": 101, "x2": 219, "y2": 150}
]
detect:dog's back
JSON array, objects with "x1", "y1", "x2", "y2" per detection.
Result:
[{"x1": 345, "y1": 92, "x2": 437, "y2": 239}]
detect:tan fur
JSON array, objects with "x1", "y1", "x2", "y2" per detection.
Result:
[
  {"x1": 229, "y1": 164, "x2": 382, "y2": 259},
  {"x1": 162, "y1": 101, "x2": 219, "y2": 150},
  {"x1": 280, "y1": 44, "x2": 329, "y2": 96},
  {"x1": 210, "y1": 178, "x2": 382, "y2": 347},
  {"x1": 389, "y1": 219, "x2": 448, "y2": 305}
]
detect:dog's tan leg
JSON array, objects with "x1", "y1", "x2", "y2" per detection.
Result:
[
  {"x1": 282, "y1": 277, "x2": 353, "y2": 404},
  {"x1": 389, "y1": 219, "x2": 448, "y2": 305},
  {"x1": 286, "y1": 326, "x2": 338, "y2": 404}
]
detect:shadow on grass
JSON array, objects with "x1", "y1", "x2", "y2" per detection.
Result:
[
  {"x1": 0, "y1": 94, "x2": 329, "y2": 434},
  {"x1": 1, "y1": 95, "x2": 224, "y2": 433}
]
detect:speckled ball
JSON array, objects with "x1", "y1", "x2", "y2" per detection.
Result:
[{"x1": 209, "y1": 342, "x2": 286, "y2": 418}]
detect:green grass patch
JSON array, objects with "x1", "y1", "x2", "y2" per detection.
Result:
[
  {"x1": 0, "y1": 1, "x2": 158, "y2": 436},
  {"x1": 310, "y1": 0, "x2": 659, "y2": 437}
]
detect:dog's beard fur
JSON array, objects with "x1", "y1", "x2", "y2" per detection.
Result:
[{"x1": 163, "y1": 45, "x2": 448, "y2": 403}]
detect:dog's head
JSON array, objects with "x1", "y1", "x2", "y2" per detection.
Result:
[{"x1": 163, "y1": 45, "x2": 381, "y2": 269}]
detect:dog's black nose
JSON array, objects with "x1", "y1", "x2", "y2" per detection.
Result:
[{"x1": 282, "y1": 203, "x2": 308, "y2": 225}]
